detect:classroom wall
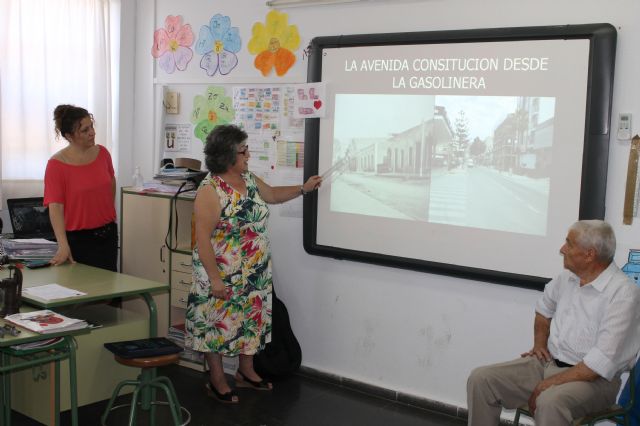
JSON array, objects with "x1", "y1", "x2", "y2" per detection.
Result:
[{"x1": 119, "y1": 0, "x2": 640, "y2": 410}]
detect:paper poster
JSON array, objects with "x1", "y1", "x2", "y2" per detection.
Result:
[
  {"x1": 282, "y1": 86, "x2": 305, "y2": 131},
  {"x1": 276, "y1": 140, "x2": 304, "y2": 168},
  {"x1": 248, "y1": 10, "x2": 300, "y2": 77},
  {"x1": 151, "y1": 15, "x2": 194, "y2": 74},
  {"x1": 194, "y1": 14, "x2": 241, "y2": 77},
  {"x1": 191, "y1": 86, "x2": 235, "y2": 143},
  {"x1": 293, "y1": 82, "x2": 326, "y2": 118},
  {"x1": 233, "y1": 86, "x2": 281, "y2": 133},
  {"x1": 164, "y1": 123, "x2": 192, "y2": 152}
]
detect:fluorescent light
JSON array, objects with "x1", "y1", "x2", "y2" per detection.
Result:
[{"x1": 266, "y1": 0, "x2": 363, "y2": 7}]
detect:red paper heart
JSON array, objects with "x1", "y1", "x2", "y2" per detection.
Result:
[{"x1": 313, "y1": 100, "x2": 322, "y2": 110}]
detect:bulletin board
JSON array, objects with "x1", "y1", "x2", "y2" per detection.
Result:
[
  {"x1": 160, "y1": 83, "x2": 307, "y2": 187},
  {"x1": 150, "y1": 2, "x2": 331, "y2": 193}
]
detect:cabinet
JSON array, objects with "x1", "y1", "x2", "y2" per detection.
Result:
[
  {"x1": 121, "y1": 190, "x2": 172, "y2": 338},
  {"x1": 121, "y1": 189, "x2": 207, "y2": 370}
]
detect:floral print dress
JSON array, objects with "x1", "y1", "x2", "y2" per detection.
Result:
[{"x1": 185, "y1": 172, "x2": 272, "y2": 356}]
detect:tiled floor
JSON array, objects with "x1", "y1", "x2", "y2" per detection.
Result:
[{"x1": 13, "y1": 365, "x2": 467, "y2": 426}]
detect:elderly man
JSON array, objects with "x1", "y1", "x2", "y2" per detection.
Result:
[{"x1": 467, "y1": 220, "x2": 640, "y2": 425}]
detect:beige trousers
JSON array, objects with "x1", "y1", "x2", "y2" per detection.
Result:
[{"x1": 466, "y1": 356, "x2": 621, "y2": 426}]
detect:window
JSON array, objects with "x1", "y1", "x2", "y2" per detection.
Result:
[{"x1": 0, "y1": 0, "x2": 120, "y2": 201}]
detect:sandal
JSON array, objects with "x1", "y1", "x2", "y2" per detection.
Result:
[
  {"x1": 206, "y1": 381, "x2": 239, "y2": 404},
  {"x1": 235, "y1": 370, "x2": 272, "y2": 391}
]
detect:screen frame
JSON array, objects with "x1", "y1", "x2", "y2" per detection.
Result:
[{"x1": 302, "y1": 23, "x2": 617, "y2": 290}]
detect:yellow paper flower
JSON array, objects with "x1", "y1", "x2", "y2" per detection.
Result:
[{"x1": 248, "y1": 10, "x2": 300, "y2": 77}]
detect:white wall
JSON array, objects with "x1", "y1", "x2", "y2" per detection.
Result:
[{"x1": 120, "y1": 0, "x2": 640, "y2": 409}]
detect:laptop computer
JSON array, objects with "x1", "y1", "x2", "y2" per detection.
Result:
[{"x1": 6, "y1": 197, "x2": 56, "y2": 240}]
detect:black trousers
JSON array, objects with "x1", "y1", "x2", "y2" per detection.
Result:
[{"x1": 66, "y1": 222, "x2": 118, "y2": 272}]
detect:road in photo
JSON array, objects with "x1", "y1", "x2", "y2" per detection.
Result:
[
  {"x1": 328, "y1": 94, "x2": 554, "y2": 236},
  {"x1": 428, "y1": 165, "x2": 549, "y2": 235}
]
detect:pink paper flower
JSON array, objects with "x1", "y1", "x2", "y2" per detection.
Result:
[{"x1": 151, "y1": 15, "x2": 194, "y2": 74}]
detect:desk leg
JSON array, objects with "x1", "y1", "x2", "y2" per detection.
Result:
[
  {"x1": 54, "y1": 361, "x2": 60, "y2": 426},
  {"x1": 142, "y1": 293, "x2": 158, "y2": 338},
  {"x1": 65, "y1": 336, "x2": 79, "y2": 426},
  {"x1": 1, "y1": 352, "x2": 10, "y2": 426}
]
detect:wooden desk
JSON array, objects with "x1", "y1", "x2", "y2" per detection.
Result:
[{"x1": 1, "y1": 263, "x2": 169, "y2": 424}]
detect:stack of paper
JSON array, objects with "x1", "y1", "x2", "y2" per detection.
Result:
[
  {"x1": 22, "y1": 284, "x2": 87, "y2": 300},
  {"x1": 11, "y1": 336, "x2": 63, "y2": 350},
  {"x1": 1, "y1": 238, "x2": 57, "y2": 261},
  {"x1": 5, "y1": 310, "x2": 88, "y2": 334},
  {"x1": 140, "y1": 182, "x2": 197, "y2": 195},
  {"x1": 168, "y1": 324, "x2": 203, "y2": 363},
  {"x1": 153, "y1": 166, "x2": 206, "y2": 186}
]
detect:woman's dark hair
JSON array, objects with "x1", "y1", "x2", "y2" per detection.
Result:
[
  {"x1": 53, "y1": 105, "x2": 93, "y2": 140},
  {"x1": 204, "y1": 124, "x2": 248, "y2": 174}
]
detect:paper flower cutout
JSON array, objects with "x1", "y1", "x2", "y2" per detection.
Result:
[
  {"x1": 151, "y1": 15, "x2": 194, "y2": 74},
  {"x1": 195, "y1": 14, "x2": 241, "y2": 76},
  {"x1": 191, "y1": 86, "x2": 235, "y2": 143},
  {"x1": 247, "y1": 10, "x2": 300, "y2": 77}
]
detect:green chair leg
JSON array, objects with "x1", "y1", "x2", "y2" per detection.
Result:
[
  {"x1": 101, "y1": 380, "x2": 139, "y2": 426},
  {"x1": 152, "y1": 381, "x2": 182, "y2": 425},
  {"x1": 157, "y1": 376, "x2": 183, "y2": 423},
  {"x1": 128, "y1": 384, "x2": 144, "y2": 426}
]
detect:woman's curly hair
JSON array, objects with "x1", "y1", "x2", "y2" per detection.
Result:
[{"x1": 203, "y1": 124, "x2": 248, "y2": 174}]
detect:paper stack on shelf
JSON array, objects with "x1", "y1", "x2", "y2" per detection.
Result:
[
  {"x1": 11, "y1": 336, "x2": 63, "y2": 351},
  {"x1": 154, "y1": 166, "x2": 206, "y2": 185},
  {"x1": 155, "y1": 166, "x2": 199, "y2": 176},
  {"x1": 168, "y1": 323, "x2": 203, "y2": 364},
  {"x1": 5, "y1": 310, "x2": 88, "y2": 334},
  {"x1": 0, "y1": 238, "x2": 57, "y2": 261},
  {"x1": 139, "y1": 182, "x2": 197, "y2": 195}
]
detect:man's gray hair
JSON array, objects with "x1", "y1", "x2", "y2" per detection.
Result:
[{"x1": 569, "y1": 220, "x2": 616, "y2": 263}]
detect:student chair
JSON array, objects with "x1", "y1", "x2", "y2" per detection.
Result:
[
  {"x1": 101, "y1": 352, "x2": 191, "y2": 426},
  {"x1": 513, "y1": 363, "x2": 637, "y2": 426}
]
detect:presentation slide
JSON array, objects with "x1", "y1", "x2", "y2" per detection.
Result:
[{"x1": 304, "y1": 26, "x2": 615, "y2": 288}]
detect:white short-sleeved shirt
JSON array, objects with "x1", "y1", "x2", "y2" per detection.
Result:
[{"x1": 535, "y1": 262, "x2": 640, "y2": 381}]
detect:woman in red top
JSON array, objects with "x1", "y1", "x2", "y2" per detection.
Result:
[{"x1": 44, "y1": 105, "x2": 118, "y2": 271}]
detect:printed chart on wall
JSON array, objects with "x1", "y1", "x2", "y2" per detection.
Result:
[
  {"x1": 162, "y1": 83, "x2": 312, "y2": 217},
  {"x1": 232, "y1": 85, "x2": 306, "y2": 217}
]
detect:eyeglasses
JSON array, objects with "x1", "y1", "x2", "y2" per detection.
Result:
[{"x1": 237, "y1": 146, "x2": 249, "y2": 155}]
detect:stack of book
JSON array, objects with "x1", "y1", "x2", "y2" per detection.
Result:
[
  {"x1": 5, "y1": 310, "x2": 88, "y2": 334},
  {"x1": 167, "y1": 324, "x2": 203, "y2": 365},
  {"x1": 153, "y1": 166, "x2": 206, "y2": 186},
  {"x1": 0, "y1": 238, "x2": 57, "y2": 261}
]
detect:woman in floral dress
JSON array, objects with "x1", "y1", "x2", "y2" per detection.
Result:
[{"x1": 185, "y1": 124, "x2": 321, "y2": 404}]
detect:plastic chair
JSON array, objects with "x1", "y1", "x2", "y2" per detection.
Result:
[
  {"x1": 101, "y1": 352, "x2": 190, "y2": 426},
  {"x1": 513, "y1": 364, "x2": 636, "y2": 426}
]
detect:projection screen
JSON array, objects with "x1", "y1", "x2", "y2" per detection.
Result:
[{"x1": 302, "y1": 24, "x2": 616, "y2": 290}]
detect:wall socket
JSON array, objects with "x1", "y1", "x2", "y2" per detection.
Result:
[{"x1": 165, "y1": 91, "x2": 179, "y2": 114}]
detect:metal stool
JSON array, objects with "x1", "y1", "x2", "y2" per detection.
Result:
[{"x1": 101, "y1": 352, "x2": 190, "y2": 426}]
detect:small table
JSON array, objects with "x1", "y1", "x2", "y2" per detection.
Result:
[
  {"x1": 1, "y1": 263, "x2": 169, "y2": 425},
  {"x1": 0, "y1": 318, "x2": 90, "y2": 426}
]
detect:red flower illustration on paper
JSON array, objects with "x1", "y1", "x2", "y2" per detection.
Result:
[{"x1": 151, "y1": 15, "x2": 194, "y2": 74}]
